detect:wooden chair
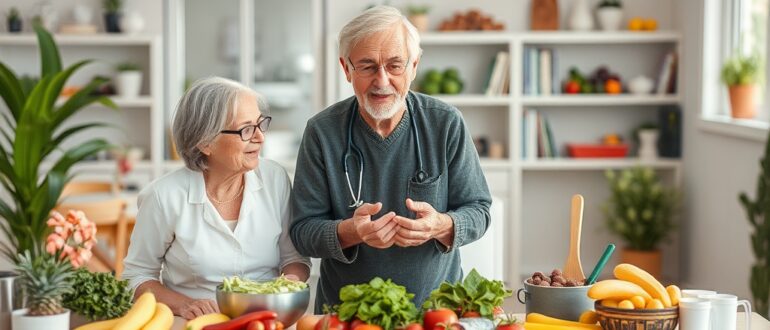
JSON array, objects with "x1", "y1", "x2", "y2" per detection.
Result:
[{"x1": 56, "y1": 181, "x2": 130, "y2": 278}]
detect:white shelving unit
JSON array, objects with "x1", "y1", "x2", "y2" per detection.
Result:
[
  {"x1": 327, "y1": 30, "x2": 683, "y2": 286},
  {"x1": 0, "y1": 33, "x2": 164, "y2": 185}
]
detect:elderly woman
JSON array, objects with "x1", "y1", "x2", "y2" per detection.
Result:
[{"x1": 122, "y1": 77, "x2": 310, "y2": 320}]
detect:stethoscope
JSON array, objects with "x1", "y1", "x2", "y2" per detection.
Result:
[{"x1": 343, "y1": 100, "x2": 428, "y2": 209}]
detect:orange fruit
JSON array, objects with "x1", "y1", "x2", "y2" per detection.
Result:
[
  {"x1": 628, "y1": 17, "x2": 644, "y2": 31},
  {"x1": 643, "y1": 18, "x2": 658, "y2": 31},
  {"x1": 605, "y1": 79, "x2": 622, "y2": 94}
]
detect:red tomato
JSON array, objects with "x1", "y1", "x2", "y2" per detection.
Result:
[
  {"x1": 350, "y1": 318, "x2": 366, "y2": 330},
  {"x1": 496, "y1": 325, "x2": 524, "y2": 330},
  {"x1": 404, "y1": 323, "x2": 424, "y2": 330},
  {"x1": 423, "y1": 309, "x2": 458, "y2": 330},
  {"x1": 314, "y1": 314, "x2": 349, "y2": 330},
  {"x1": 461, "y1": 311, "x2": 481, "y2": 318},
  {"x1": 565, "y1": 80, "x2": 581, "y2": 94}
]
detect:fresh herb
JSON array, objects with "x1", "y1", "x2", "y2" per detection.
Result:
[
  {"x1": 422, "y1": 269, "x2": 512, "y2": 319},
  {"x1": 221, "y1": 275, "x2": 308, "y2": 294},
  {"x1": 337, "y1": 277, "x2": 419, "y2": 330},
  {"x1": 62, "y1": 268, "x2": 133, "y2": 321}
]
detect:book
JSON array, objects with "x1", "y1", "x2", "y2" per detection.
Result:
[
  {"x1": 656, "y1": 52, "x2": 675, "y2": 94},
  {"x1": 528, "y1": 47, "x2": 540, "y2": 95},
  {"x1": 539, "y1": 48, "x2": 552, "y2": 96}
]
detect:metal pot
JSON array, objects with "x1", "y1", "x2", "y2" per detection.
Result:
[{"x1": 1, "y1": 271, "x2": 23, "y2": 330}]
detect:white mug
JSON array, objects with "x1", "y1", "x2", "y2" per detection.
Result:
[
  {"x1": 698, "y1": 294, "x2": 751, "y2": 330},
  {"x1": 682, "y1": 289, "x2": 716, "y2": 298},
  {"x1": 679, "y1": 297, "x2": 711, "y2": 330}
]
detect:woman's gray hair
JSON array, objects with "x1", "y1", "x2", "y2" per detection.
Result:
[
  {"x1": 338, "y1": 5, "x2": 422, "y2": 65},
  {"x1": 172, "y1": 76, "x2": 268, "y2": 172}
]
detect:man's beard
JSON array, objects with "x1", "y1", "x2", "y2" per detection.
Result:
[{"x1": 363, "y1": 87, "x2": 406, "y2": 120}]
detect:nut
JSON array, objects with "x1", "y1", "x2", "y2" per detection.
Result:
[
  {"x1": 551, "y1": 269, "x2": 562, "y2": 277},
  {"x1": 538, "y1": 281, "x2": 551, "y2": 287},
  {"x1": 551, "y1": 282, "x2": 563, "y2": 287},
  {"x1": 565, "y1": 280, "x2": 576, "y2": 287},
  {"x1": 552, "y1": 276, "x2": 566, "y2": 285}
]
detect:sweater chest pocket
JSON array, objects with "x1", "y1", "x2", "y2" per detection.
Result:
[{"x1": 406, "y1": 172, "x2": 446, "y2": 213}]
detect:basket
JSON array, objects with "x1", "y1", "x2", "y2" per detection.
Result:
[{"x1": 594, "y1": 301, "x2": 679, "y2": 330}]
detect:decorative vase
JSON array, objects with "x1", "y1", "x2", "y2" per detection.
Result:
[
  {"x1": 0, "y1": 272, "x2": 22, "y2": 330},
  {"x1": 638, "y1": 129, "x2": 659, "y2": 160},
  {"x1": 409, "y1": 14, "x2": 429, "y2": 32},
  {"x1": 628, "y1": 75, "x2": 654, "y2": 94},
  {"x1": 8, "y1": 20, "x2": 22, "y2": 33},
  {"x1": 12, "y1": 308, "x2": 70, "y2": 330},
  {"x1": 568, "y1": 0, "x2": 594, "y2": 31},
  {"x1": 597, "y1": 7, "x2": 623, "y2": 31},
  {"x1": 728, "y1": 84, "x2": 757, "y2": 119},
  {"x1": 114, "y1": 71, "x2": 142, "y2": 98},
  {"x1": 620, "y1": 248, "x2": 662, "y2": 280},
  {"x1": 120, "y1": 11, "x2": 145, "y2": 34},
  {"x1": 104, "y1": 13, "x2": 121, "y2": 33}
]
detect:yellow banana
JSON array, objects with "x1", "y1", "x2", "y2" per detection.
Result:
[
  {"x1": 524, "y1": 322, "x2": 601, "y2": 330},
  {"x1": 666, "y1": 285, "x2": 682, "y2": 306},
  {"x1": 646, "y1": 298, "x2": 665, "y2": 309},
  {"x1": 600, "y1": 299, "x2": 618, "y2": 308},
  {"x1": 526, "y1": 313, "x2": 601, "y2": 329},
  {"x1": 618, "y1": 300, "x2": 635, "y2": 309},
  {"x1": 113, "y1": 292, "x2": 157, "y2": 330},
  {"x1": 142, "y1": 302, "x2": 173, "y2": 330},
  {"x1": 578, "y1": 310, "x2": 599, "y2": 324},
  {"x1": 629, "y1": 295, "x2": 646, "y2": 308},
  {"x1": 614, "y1": 264, "x2": 672, "y2": 307},
  {"x1": 587, "y1": 279, "x2": 652, "y2": 301},
  {"x1": 184, "y1": 313, "x2": 231, "y2": 330},
  {"x1": 74, "y1": 318, "x2": 120, "y2": 330}
]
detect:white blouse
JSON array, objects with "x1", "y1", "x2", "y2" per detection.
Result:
[{"x1": 122, "y1": 159, "x2": 311, "y2": 300}]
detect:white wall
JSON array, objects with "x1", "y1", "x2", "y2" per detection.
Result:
[{"x1": 677, "y1": 0, "x2": 766, "y2": 306}]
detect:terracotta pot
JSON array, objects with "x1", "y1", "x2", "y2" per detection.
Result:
[
  {"x1": 728, "y1": 84, "x2": 757, "y2": 119},
  {"x1": 409, "y1": 14, "x2": 429, "y2": 32},
  {"x1": 620, "y1": 248, "x2": 662, "y2": 279}
]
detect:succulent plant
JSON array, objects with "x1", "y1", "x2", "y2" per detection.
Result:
[
  {"x1": 7, "y1": 7, "x2": 20, "y2": 22},
  {"x1": 598, "y1": 0, "x2": 622, "y2": 8}
]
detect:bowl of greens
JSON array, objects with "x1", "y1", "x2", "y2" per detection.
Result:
[{"x1": 216, "y1": 275, "x2": 310, "y2": 326}]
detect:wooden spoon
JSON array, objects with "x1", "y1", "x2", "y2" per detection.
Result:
[{"x1": 563, "y1": 194, "x2": 586, "y2": 281}]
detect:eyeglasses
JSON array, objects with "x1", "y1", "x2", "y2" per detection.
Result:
[
  {"x1": 220, "y1": 115, "x2": 272, "y2": 141},
  {"x1": 347, "y1": 57, "x2": 409, "y2": 78}
]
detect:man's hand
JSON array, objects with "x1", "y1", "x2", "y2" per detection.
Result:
[
  {"x1": 393, "y1": 198, "x2": 454, "y2": 247},
  {"x1": 339, "y1": 202, "x2": 398, "y2": 249}
]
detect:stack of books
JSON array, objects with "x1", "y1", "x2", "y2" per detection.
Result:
[
  {"x1": 523, "y1": 47, "x2": 559, "y2": 96},
  {"x1": 522, "y1": 109, "x2": 558, "y2": 160},
  {"x1": 485, "y1": 51, "x2": 510, "y2": 96}
]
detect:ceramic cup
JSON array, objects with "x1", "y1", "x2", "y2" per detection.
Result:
[
  {"x1": 698, "y1": 294, "x2": 751, "y2": 330},
  {"x1": 681, "y1": 289, "x2": 716, "y2": 299},
  {"x1": 678, "y1": 297, "x2": 711, "y2": 330}
]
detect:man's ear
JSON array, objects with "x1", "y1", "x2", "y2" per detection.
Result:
[{"x1": 340, "y1": 57, "x2": 352, "y2": 83}]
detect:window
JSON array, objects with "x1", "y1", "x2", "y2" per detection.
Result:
[{"x1": 731, "y1": 0, "x2": 768, "y2": 120}]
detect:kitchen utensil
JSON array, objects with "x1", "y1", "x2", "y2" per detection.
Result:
[
  {"x1": 563, "y1": 194, "x2": 585, "y2": 280},
  {"x1": 586, "y1": 243, "x2": 616, "y2": 285},
  {"x1": 682, "y1": 289, "x2": 716, "y2": 298},
  {"x1": 517, "y1": 281, "x2": 594, "y2": 321},
  {"x1": 698, "y1": 293, "x2": 751, "y2": 330},
  {"x1": 216, "y1": 285, "x2": 310, "y2": 326},
  {"x1": 678, "y1": 297, "x2": 711, "y2": 330}
]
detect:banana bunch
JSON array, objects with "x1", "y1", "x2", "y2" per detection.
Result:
[
  {"x1": 588, "y1": 263, "x2": 682, "y2": 310},
  {"x1": 74, "y1": 292, "x2": 174, "y2": 330}
]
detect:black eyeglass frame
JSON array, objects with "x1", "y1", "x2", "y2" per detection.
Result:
[{"x1": 220, "y1": 115, "x2": 272, "y2": 141}]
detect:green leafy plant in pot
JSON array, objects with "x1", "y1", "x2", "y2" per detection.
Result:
[
  {"x1": 596, "y1": 0, "x2": 623, "y2": 31},
  {"x1": 103, "y1": 0, "x2": 123, "y2": 33},
  {"x1": 7, "y1": 7, "x2": 22, "y2": 33},
  {"x1": 721, "y1": 53, "x2": 761, "y2": 119},
  {"x1": 603, "y1": 167, "x2": 677, "y2": 279},
  {"x1": 406, "y1": 4, "x2": 430, "y2": 32},
  {"x1": 739, "y1": 130, "x2": 770, "y2": 318}
]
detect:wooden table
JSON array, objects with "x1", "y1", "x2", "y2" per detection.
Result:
[{"x1": 168, "y1": 312, "x2": 770, "y2": 330}]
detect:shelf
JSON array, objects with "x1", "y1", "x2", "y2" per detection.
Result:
[
  {"x1": 67, "y1": 160, "x2": 153, "y2": 171},
  {"x1": 56, "y1": 96, "x2": 153, "y2": 107},
  {"x1": 419, "y1": 31, "x2": 512, "y2": 45},
  {"x1": 519, "y1": 31, "x2": 681, "y2": 44},
  {"x1": 0, "y1": 33, "x2": 158, "y2": 46},
  {"x1": 520, "y1": 158, "x2": 681, "y2": 171},
  {"x1": 434, "y1": 94, "x2": 510, "y2": 106},
  {"x1": 480, "y1": 158, "x2": 512, "y2": 170},
  {"x1": 521, "y1": 94, "x2": 680, "y2": 106}
]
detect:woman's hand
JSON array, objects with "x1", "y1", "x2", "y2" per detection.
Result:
[{"x1": 176, "y1": 298, "x2": 220, "y2": 320}]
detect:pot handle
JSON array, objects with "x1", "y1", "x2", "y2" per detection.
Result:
[{"x1": 516, "y1": 288, "x2": 527, "y2": 304}]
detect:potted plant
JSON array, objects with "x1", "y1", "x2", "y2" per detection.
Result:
[
  {"x1": 635, "y1": 122, "x2": 659, "y2": 160},
  {"x1": 63, "y1": 268, "x2": 133, "y2": 327},
  {"x1": 603, "y1": 167, "x2": 677, "y2": 279},
  {"x1": 7, "y1": 7, "x2": 22, "y2": 33},
  {"x1": 722, "y1": 53, "x2": 761, "y2": 119},
  {"x1": 596, "y1": 0, "x2": 623, "y2": 31},
  {"x1": 406, "y1": 5, "x2": 430, "y2": 32},
  {"x1": 12, "y1": 210, "x2": 97, "y2": 330},
  {"x1": 114, "y1": 62, "x2": 143, "y2": 98},
  {"x1": 739, "y1": 130, "x2": 770, "y2": 318},
  {"x1": 103, "y1": 0, "x2": 122, "y2": 33}
]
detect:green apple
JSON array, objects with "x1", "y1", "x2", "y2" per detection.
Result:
[
  {"x1": 425, "y1": 69, "x2": 442, "y2": 83},
  {"x1": 422, "y1": 81, "x2": 440, "y2": 95},
  {"x1": 441, "y1": 79, "x2": 462, "y2": 95},
  {"x1": 443, "y1": 67, "x2": 460, "y2": 81}
]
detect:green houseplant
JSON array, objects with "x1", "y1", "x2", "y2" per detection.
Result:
[
  {"x1": 739, "y1": 130, "x2": 770, "y2": 318},
  {"x1": 63, "y1": 268, "x2": 133, "y2": 322},
  {"x1": 596, "y1": 0, "x2": 623, "y2": 31},
  {"x1": 7, "y1": 7, "x2": 22, "y2": 33},
  {"x1": 103, "y1": 0, "x2": 123, "y2": 33},
  {"x1": 603, "y1": 167, "x2": 677, "y2": 278},
  {"x1": 406, "y1": 4, "x2": 430, "y2": 32},
  {"x1": 0, "y1": 24, "x2": 114, "y2": 264},
  {"x1": 721, "y1": 54, "x2": 761, "y2": 119}
]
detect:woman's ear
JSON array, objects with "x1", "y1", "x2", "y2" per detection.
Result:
[{"x1": 198, "y1": 143, "x2": 212, "y2": 156}]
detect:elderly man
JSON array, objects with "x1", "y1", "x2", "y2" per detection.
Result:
[{"x1": 290, "y1": 6, "x2": 491, "y2": 310}]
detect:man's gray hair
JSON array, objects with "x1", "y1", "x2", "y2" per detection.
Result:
[
  {"x1": 172, "y1": 76, "x2": 267, "y2": 172},
  {"x1": 338, "y1": 5, "x2": 422, "y2": 63}
]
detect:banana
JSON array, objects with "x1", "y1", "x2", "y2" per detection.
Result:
[
  {"x1": 526, "y1": 313, "x2": 601, "y2": 329},
  {"x1": 629, "y1": 295, "x2": 646, "y2": 309},
  {"x1": 617, "y1": 300, "x2": 635, "y2": 309},
  {"x1": 646, "y1": 298, "x2": 664, "y2": 309},
  {"x1": 578, "y1": 311, "x2": 599, "y2": 324},
  {"x1": 185, "y1": 313, "x2": 231, "y2": 330},
  {"x1": 587, "y1": 279, "x2": 652, "y2": 301},
  {"x1": 524, "y1": 322, "x2": 601, "y2": 330},
  {"x1": 666, "y1": 285, "x2": 682, "y2": 306},
  {"x1": 600, "y1": 299, "x2": 618, "y2": 308},
  {"x1": 113, "y1": 292, "x2": 157, "y2": 330},
  {"x1": 614, "y1": 264, "x2": 672, "y2": 307},
  {"x1": 74, "y1": 318, "x2": 120, "y2": 330},
  {"x1": 142, "y1": 302, "x2": 173, "y2": 330}
]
